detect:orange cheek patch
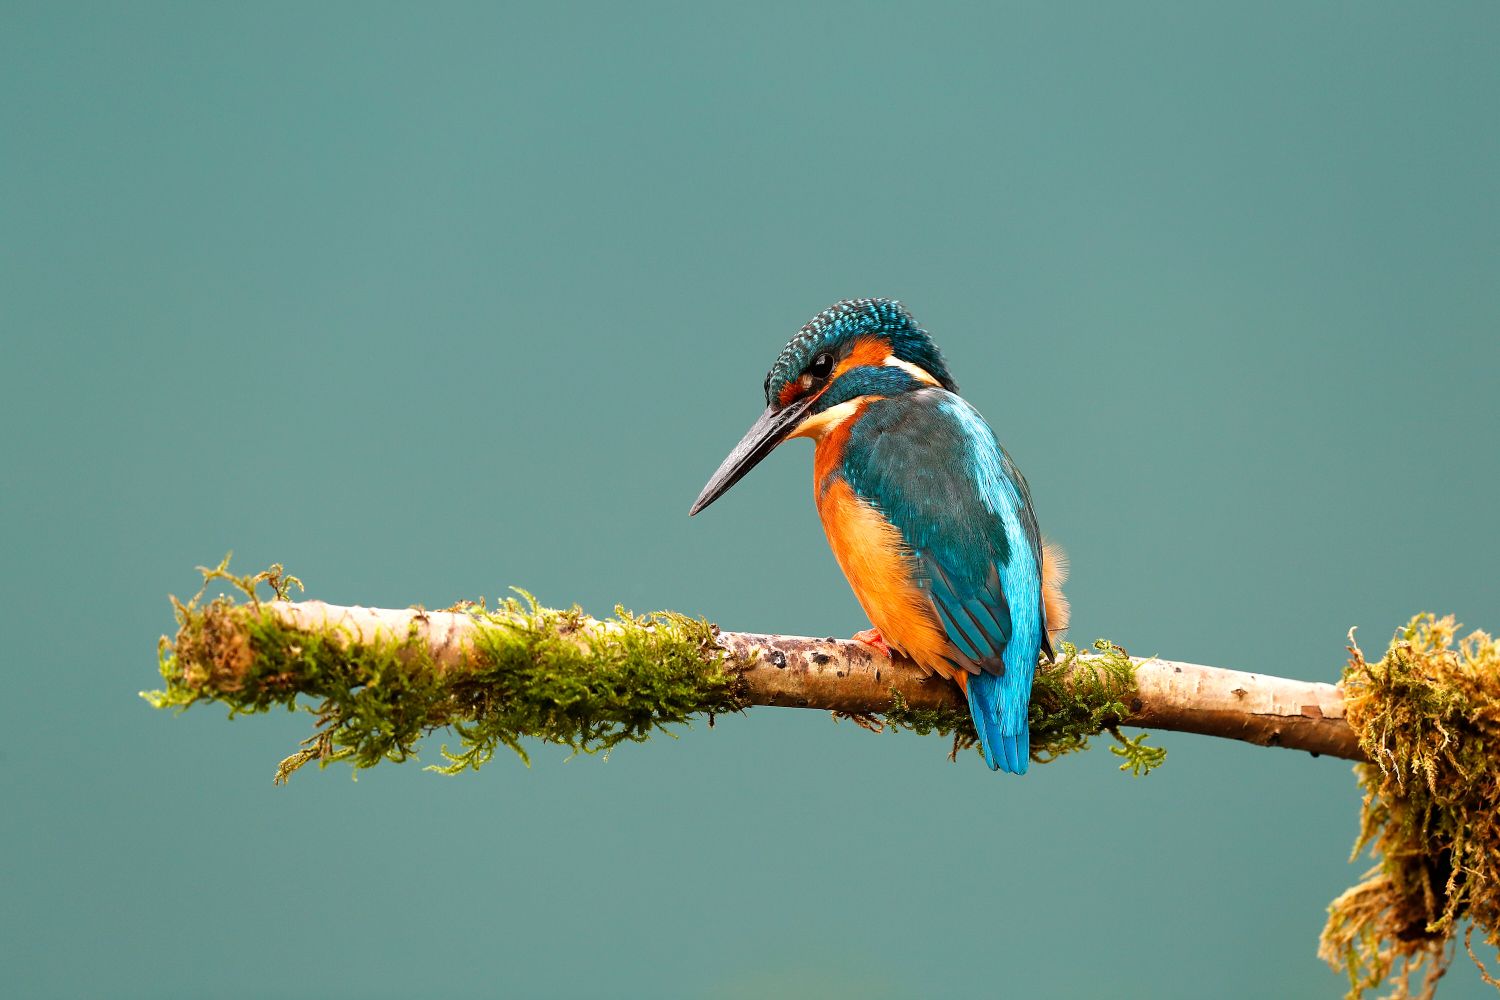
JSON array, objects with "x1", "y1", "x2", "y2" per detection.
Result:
[
  {"x1": 832, "y1": 336, "x2": 890, "y2": 379},
  {"x1": 777, "y1": 382, "x2": 801, "y2": 407}
]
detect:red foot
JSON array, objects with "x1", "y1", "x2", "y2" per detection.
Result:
[{"x1": 851, "y1": 627, "x2": 892, "y2": 658}]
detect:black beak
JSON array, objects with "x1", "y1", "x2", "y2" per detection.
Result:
[{"x1": 689, "y1": 397, "x2": 816, "y2": 515}]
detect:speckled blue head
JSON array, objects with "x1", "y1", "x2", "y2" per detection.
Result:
[
  {"x1": 762, "y1": 298, "x2": 957, "y2": 406},
  {"x1": 690, "y1": 298, "x2": 959, "y2": 516}
]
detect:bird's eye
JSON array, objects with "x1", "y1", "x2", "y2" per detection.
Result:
[{"x1": 808, "y1": 353, "x2": 834, "y2": 380}]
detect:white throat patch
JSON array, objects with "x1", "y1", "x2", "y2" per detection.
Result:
[{"x1": 789, "y1": 399, "x2": 865, "y2": 441}]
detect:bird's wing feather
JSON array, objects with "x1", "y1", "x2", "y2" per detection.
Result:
[
  {"x1": 843, "y1": 390, "x2": 1044, "y2": 661},
  {"x1": 842, "y1": 389, "x2": 1046, "y2": 766}
]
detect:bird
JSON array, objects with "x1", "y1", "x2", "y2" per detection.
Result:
[{"x1": 689, "y1": 298, "x2": 1068, "y2": 774}]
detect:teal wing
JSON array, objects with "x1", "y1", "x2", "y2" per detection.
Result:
[{"x1": 841, "y1": 388, "x2": 1046, "y2": 773}]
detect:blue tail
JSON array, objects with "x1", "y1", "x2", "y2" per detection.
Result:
[{"x1": 966, "y1": 673, "x2": 1029, "y2": 775}]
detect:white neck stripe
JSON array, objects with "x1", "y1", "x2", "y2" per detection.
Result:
[{"x1": 883, "y1": 355, "x2": 940, "y2": 386}]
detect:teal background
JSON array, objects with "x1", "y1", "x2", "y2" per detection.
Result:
[{"x1": 4, "y1": 3, "x2": 1497, "y2": 998}]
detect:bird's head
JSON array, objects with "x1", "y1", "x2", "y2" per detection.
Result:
[{"x1": 690, "y1": 298, "x2": 956, "y2": 515}]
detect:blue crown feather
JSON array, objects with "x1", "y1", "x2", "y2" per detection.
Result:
[{"x1": 763, "y1": 298, "x2": 958, "y2": 406}]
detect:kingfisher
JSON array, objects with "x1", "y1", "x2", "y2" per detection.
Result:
[{"x1": 690, "y1": 298, "x2": 1068, "y2": 774}]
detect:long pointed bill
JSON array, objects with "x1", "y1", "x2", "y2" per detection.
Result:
[{"x1": 689, "y1": 398, "x2": 816, "y2": 515}]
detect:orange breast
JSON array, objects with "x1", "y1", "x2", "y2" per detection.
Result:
[{"x1": 815, "y1": 477, "x2": 965, "y2": 684}]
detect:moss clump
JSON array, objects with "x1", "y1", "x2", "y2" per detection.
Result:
[
  {"x1": 1033, "y1": 639, "x2": 1166, "y2": 774},
  {"x1": 442, "y1": 596, "x2": 740, "y2": 775},
  {"x1": 1320, "y1": 615, "x2": 1500, "y2": 999},
  {"x1": 855, "y1": 638, "x2": 1162, "y2": 773},
  {"x1": 146, "y1": 559, "x2": 744, "y2": 782}
]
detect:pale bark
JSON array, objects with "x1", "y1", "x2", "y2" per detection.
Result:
[{"x1": 261, "y1": 600, "x2": 1363, "y2": 762}]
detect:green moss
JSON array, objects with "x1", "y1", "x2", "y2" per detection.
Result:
[
  {"x1": 146, "y1": 558, "x2": 745, "y2": 783},
  {"x1": 879, "y1": 637, "x2": 1161, "y2": 771},
  {"x1": 1320, "y1": 615, "x2": 1500, "y2": 999},
  {"x1": 433, "y1": 597, "x2": 739, "y2": 775},
  {"x1": 146, "y1": 560, "x2": 1161, "y2": 782},
  {"x1": 882, "y1": 689, "x2": 976, "y2": 740},
  {"x1": 1032, "y1": 638, "x2": 1164, "y2": 774}
]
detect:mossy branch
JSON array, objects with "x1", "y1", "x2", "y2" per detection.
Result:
[
  {"x1": 145, "y1": 559, "x2": 1354, "y2": 784},
  {"x1": 145, "y1": 562, "x2": 1500, "y2": 999}
]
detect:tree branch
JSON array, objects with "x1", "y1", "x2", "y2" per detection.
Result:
[
  {"x1": 204, "y1": 599, "x2": 1361, "y2": 763},
  {"x1": 150, "y1": 570, "x2": 1500, "y2": 1000},
  {"x1": 717, "y1": 627, "x2": 1359, "y2": 760}
]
